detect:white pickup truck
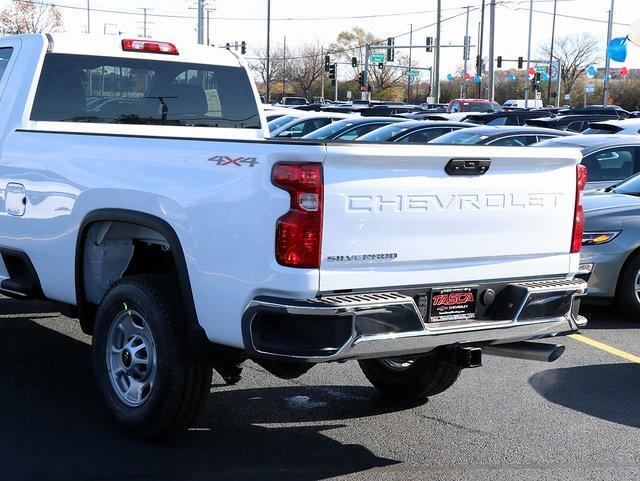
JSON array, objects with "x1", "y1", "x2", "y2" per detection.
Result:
[{"x1": 0, "y1": 34, "x2": 587, "y2": 439}]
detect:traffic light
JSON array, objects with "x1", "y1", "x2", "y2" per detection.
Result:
[
  {"x1": 225, "y1": 43, "x2": 230, "y2": 50},
  {"x1": 367, "y1": 84, "x2": 372, "y2": 92},
  {"x1": 386, "y1": 37, "x2": 394, "y2": 62},
  {"x1": 532, "y1": 72, "x2": 541, "y2": 91},
  {"x1": 358, "y1": 72, "x2": 364, "y2": 86},
  {"x1": 328, "y1": 64, "x2": 336, "y2": 80},
  {"x1": 426, "y1": 36, "x2": 433, "y2": 52},
  {"x1": 377, "y1": 62, "x2": 384, "y2": 70},
  {"x1": 241, "y1": 41, "x2": 246, "y2": 55},
  {"x1": 351, "y1": 57, "x2": 358, "y2": 68},
  {"x1": 496, "y1": 56, "x2": 502, "y2": 68},
  {"x1": 517, "y1": 56, "x2": 523, "y2": 69},
  {"x1": 324, "y1": 55, "x2": 331, "y2": 72}
]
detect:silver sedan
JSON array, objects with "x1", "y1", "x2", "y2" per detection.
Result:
[{"x1": 580, "y1": 174, "x2": 640, "y2": 318}]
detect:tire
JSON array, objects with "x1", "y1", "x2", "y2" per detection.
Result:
[
  {"x1": 358, "y1": 352, "x2": 461, "y2": 401},
  {"x1": 616, "y1": 252, "x2": 640, "y2": 320},
  {"x1": 92, "y1": 274, "x2": 212, "y2": 439}
]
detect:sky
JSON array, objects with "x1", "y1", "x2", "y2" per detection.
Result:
[{"x1": 1, "y1": 0, "x2": 638, "y2": 81}]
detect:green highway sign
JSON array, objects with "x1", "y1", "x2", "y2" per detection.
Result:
[
  {"x1": 406, "y1": 70, "x2": 420, "y2": 77},
  {"x1": 371, "y1": 53, "x2": 385, "y2": 63},
  {"x1": 535, "y1": 65, "x2": 548, "y2": 73}
]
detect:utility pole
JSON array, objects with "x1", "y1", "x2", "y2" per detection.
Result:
[
  {"x1": 487, "y1": 0, "x2": 496, "y2": 100},
  {"x1": 603, "y1": 0, "x2": 615, "y2": 107},
  {"x1": 282, "y1": 36, "x2": 286, "y2": 95},
  {"x1": 463, "y1": 6, "x2": 470, "y2": 98},
  {"x1": 321, "y1": 47, "x2": 325, "y2": 100},
  {"x1": 334, "y1": 64, "x2": 338, "y2": 102},
  {"x1": 407, "y1": 24, "x2": 413, "y2": 102},
  {"x1": 476, "y1": 0, "x2": 486, "y2": 98},
  {"x1": 524, "y1": 0, "x2": 533, "y2": 108},
  {"x1": 363, "y1": 44, "x2": 370, "y2": 101},
  {"x1": 197, "y1": 0, "x2": 205, "y2": 44},
  {"x1": 206, "y1": 8, "x2": 212, "y2": 45},
  {"x1": 86, "y1": 0, "x2": 90, "y2": 34},
  {"x1": 266, "y1": 0, "x2": 271, "y2": 102},
  {"x1": 547, "y1": 0, "x2": 558, "y2": 106},
  {"x1": 433, "y1": 0, "x2": 441, "y2": 103}
]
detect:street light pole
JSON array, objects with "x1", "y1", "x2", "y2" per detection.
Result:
[
  {"x1": 197, "y1": 0, "x2": 204, "y2": 45},
  {"x1": 266, "y1": 0, "x2": 271, "y2": 103},
  {"x1": 547, "y1": 0, "x2": 558, "y2": 106},
  {"x1": 476, "y1": 0, "x2": 486, "y2": 98},
  {"x1": 524, "y1": 0, "x2": 533, "y2": 108},
  {"x1": 433, "y1": 0, "x2": 441, "y2": 103},
  {"x1": 463, "y1": 6, "x2": 470, "y2": 98},
  {"x1": 603, "y1": 0, "x2": 615, "y2": 107},
  {"x1": 86, "y1": 0, "x2": 90, "y2": 34},
  {"x1": 487, "y1": 0, "x2": 496, "y2": 101},
  {"x1": 407, "y1": 24, "x2": 413, "y2": 102}
]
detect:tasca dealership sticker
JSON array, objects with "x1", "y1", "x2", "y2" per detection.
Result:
[{"x1": 209, "y1": 155, "x2": 259, "y2": 167}]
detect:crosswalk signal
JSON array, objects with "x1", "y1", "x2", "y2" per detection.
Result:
[
  {"x1": 328, "y1": 64, "x2": 336, "y2": 80},
  {"x1": 351, "y1": 57, "x2": 358, "y2": 68},
  {"x1": 324, "y1": 55, "x2": 331, "y2": 72},
  {"x1": 241, "y1": 41, "x2": 246, "y2": 55},
  {"x1": 532, "y1": 72, "x2": 541, "y2": 91},
  {"x1": 497, "y1": 56, "x2": 502, "y2": 68},
  {"x1": 387, "y1": 37, "x2": 394, "y2": 62},
  {"x1": 517, "y1": 56, "x2": 523, "y2": 69},
  {"x1": 426, "y1": 36, "x2": 433, "y2": 53}
]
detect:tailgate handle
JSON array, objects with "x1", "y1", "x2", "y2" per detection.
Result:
[{"x1": 445, "y1": 159, "x2": 491, "y2": 176}]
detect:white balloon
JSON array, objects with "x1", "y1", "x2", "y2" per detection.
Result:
[{"x1": 628, "y1": 19, "x2": 640, "y2": 47}]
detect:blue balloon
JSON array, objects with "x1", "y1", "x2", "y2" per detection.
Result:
[
  {"x1": 446, "y1": 73, "x2": 454, "y2": 81},
  {"x1": 473, "y1": 75, "x2": 481, "y2": 84},
  {"x1": 541, "y1": 72, "x2": 550, "y2": 82},
  {"x1": 586, "y1": 65, "x2": 597, "y2": 77},
  {"x1": 508, "y1": 74, "x2": 517, "y2": 82},
  {"x1": 608, "y1": 37, "x2": 628, "y2": 62}
]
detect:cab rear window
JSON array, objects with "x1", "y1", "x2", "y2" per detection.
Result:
[{"x1": 30, "y1": 54, "x2": 260, "y2": 129}]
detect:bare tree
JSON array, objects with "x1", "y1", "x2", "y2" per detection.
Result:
[
  {"x1": 287, "y1": 42, "x2": 325, "y2": 100},
  {"x1": 248, "y1": 46, "x2": 283, "y2": 92},
  {"x1": 0, "y1": 0, "x2": 63, "y2": 34},
  {"x1": 539, "y1": 33, "x2": 600, "y2": 96}
]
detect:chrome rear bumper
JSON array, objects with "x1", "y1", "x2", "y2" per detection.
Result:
[{"x1": 242, "y1": 278, "x2": 588, "y2": 362}]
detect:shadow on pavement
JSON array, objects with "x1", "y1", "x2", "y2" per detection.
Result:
[
  {"x1": 579, "y1": 306, "x2": 640, "y2": 329},
  {"x1": 529, "y1": 363, "x2": 640, "y2": 429},
  {"x1": 0, "y1": 308, "x2": 400, "y2": 481}
]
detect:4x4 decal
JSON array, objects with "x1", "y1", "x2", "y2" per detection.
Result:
[{"x1": 209, "y1": 155, "x2": 259, "y2": 167}]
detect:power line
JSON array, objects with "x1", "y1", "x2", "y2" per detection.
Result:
[{"x1": 510, "y1": 7, "x2": 630, "y2": 26}]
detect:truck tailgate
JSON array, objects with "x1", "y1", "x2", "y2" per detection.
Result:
[{"x1": 320, "y1": 144, "x2": 582, "y2": 292}]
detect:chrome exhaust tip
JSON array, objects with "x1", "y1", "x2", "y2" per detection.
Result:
[{"x1": 483, "y1": 341, "x2": 565, "y2": 363}]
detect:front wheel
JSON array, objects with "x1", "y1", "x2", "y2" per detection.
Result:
[
  {"x1": 358, "y1": 352, "x2": 461, "y2": 401},
  {"x1": 92, "y1": 275, "x2": 212, "y2": 439},
  {"x1": 616, "y1": 252, "x2": 640, "y2": 320}
]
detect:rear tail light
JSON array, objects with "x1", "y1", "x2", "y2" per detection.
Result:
[
  {"x1": 272, "y1": 163, "x2": 323, "y2": 268},
  {"x1": 570, "y1": 164, "x2": 587, "y2": 253},
  {"x1": 121, "y1": 39, "x2": 178, "y2": 55}
]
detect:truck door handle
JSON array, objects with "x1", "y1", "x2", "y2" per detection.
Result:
[
  {"x1": 445, "y1": 159, "x2": 491, "y2": 176},
  {"x1": 6, "y1": 183, "x2": 26, "y2": 216}
]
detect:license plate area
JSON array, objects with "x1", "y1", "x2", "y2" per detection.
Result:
[{"x1": 428, "y1": 286, "x2": 478, "y2": 323}]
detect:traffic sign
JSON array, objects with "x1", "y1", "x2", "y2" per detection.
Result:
[
  {"x1": 371, "y1": 53, "x2": 385, "y2": 63},
  {"x1": 346, "y1": 90, "x2": 352, "y2": 99},
  {"x1": 550, "y1": 64, "x2": 558, "y2": 79},
  {"x1": 585, "y1": 84, "x2": 594, "y2": 93},
  {"x1": 564, "y1": 93, "x2": 571, "y2": 100},
  {"x1": 535, "y1": 65, "x2": 548, "y2": 73},
  {"x1": 359, "y1": 85, "x2": 367, "y2": 92},
  {"x1": 406, "y1": 69, "x2": 419, "y2": 78}
]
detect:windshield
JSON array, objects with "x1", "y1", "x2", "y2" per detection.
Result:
[
  {"x1": 31, "y1": 54, "x2": 261, "y2": 129},
  {"x1": 268, "y1": 115, "x2": 297, "y2": 131},
  {"x1": 613, "y1": 173, "x2": 640, "y2": 195},
  {"x1": 429, "y1": 130, "x2": 490, "y2": 145},
  {"x1": 582, "y1": 125, "x2": 622, "y2": 135},
  {"x1": 358, "y1": 123, "x2": 412, "y2": 141},
  {"x1": 464, "y1": 102, "x2": 501, "y2": 113},
  {"x1": 303, "y1": 119, "x2": 356, "y2": 139}
]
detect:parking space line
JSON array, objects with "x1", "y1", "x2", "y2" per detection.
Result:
[{"x1": 569, "y1": 334, "x2": 640, "y2": 364}]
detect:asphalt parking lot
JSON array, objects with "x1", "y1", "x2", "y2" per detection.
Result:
[{"x1": 0, "y1": 298, "x2": 638, "y2": 481}]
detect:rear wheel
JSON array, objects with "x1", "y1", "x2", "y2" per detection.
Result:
[
  {"x1": 92, "y1": 275, "x2": 212, "y2": 439},
  {"x1": 358, "y1": 352, "x2": 461, "y2": 401},
  {"x1": 616, "y1": 253, "x2": 640, "y2": 320}
]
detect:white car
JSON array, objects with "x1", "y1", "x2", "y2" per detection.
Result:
[
  {"x1": 269, "y1": 112, "x2": 354, "y2": 138},
  {"x1": 0, "y1": 33, "x2": 586, "y2": 439},
  {"x1": 583, "y1": 118, "x2": 640, "y2": 135}
]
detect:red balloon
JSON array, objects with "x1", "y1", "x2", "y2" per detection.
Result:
[
  {"x1": 464, "y1": 72, "x2": 472, "y2": 79},
  {"x1": 620, "y1": 67, "x2": 630, "y2": 77},
  {"x1": 528, "y1": 67, "x2": 536, "y2": 75}
]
